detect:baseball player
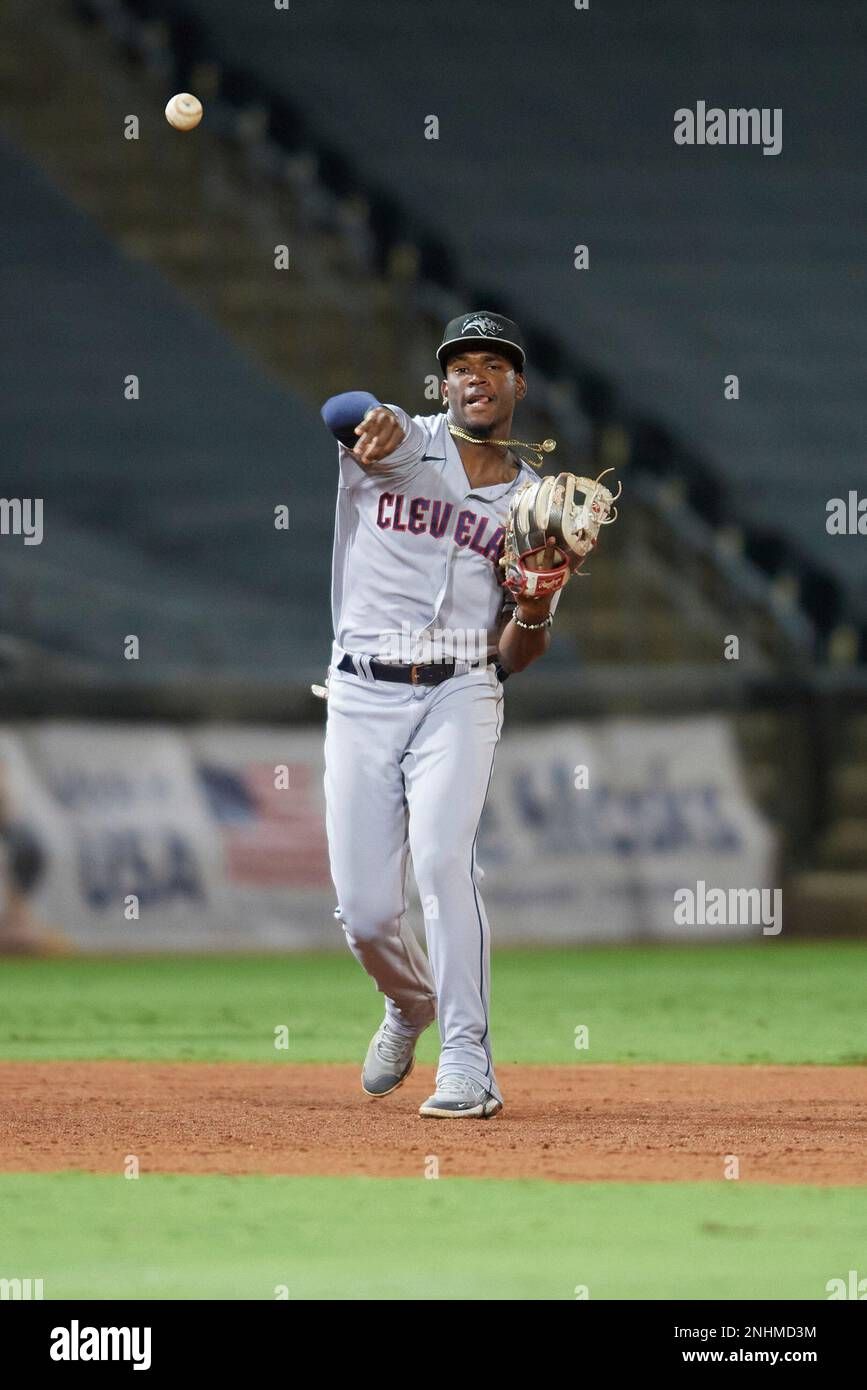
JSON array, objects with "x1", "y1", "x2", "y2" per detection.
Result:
[{"x1": 320, "y1": 312, "x2": 593, "y2": 1118}]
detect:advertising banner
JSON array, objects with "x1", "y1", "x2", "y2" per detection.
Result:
[{"x1": 0, "y1": 718, "x2": 774, "y2": 951}]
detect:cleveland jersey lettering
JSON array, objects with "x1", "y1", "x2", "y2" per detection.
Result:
[{"x1": 375, "y1": 493, "x2": 505, "y2": 560}]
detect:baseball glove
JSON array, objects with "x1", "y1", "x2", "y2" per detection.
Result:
[{"x1": 499, "y1": 470, "x2": 620, "y2": 599}]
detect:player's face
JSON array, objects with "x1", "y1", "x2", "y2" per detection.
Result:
[{"x1": 442, "y1": 351, "x2": 526, "y2": 434}]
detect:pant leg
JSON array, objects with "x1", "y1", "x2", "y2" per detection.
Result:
[
  {"x1": 402, "y1": 668, "x2": 505, "y2": 1098},
  {"x1": 324, "y1": 671, "x2": 436, "y2": 1036}
]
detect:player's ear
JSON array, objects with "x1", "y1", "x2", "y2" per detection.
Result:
[
  {"x1": 441, "y1": 379, "x2": 449, "y2": 408},
  {"x1": 515, "y1": 373, "x2": 527, "y2": 401}
]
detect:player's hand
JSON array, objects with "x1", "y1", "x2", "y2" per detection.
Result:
[
  {"x1": 514, "y1": 591, "x2": 554, "y2": 622},
  {"x1": 352, "y1": 407, "x2": 405, "y2": 467}
]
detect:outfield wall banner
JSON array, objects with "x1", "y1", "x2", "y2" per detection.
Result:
[
  {"x1": 187, "y1": 725, "x2": 334, "y2": 947},
  {"x1": 463, "y1": 716, "x2": 776, "y2": 943},
  {"x1": 0, "y1": 718, "x2": 775, "y2": 951},
  {"x1": 4, "y1": 723, "x2": 231, "y2": 951}
]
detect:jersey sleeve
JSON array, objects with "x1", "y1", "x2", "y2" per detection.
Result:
[{"x1": 337, "y1": 404, "x2": 431, "y2": 488}]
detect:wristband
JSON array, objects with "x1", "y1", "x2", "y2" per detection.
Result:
[{"x1": 514, "y1": 612, "x2": 553, "y2": 631}]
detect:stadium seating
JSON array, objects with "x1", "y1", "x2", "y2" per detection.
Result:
[
  {"x1": 163, "y1": 0, "x2": 867, "y2": 612},
  {"x1": 0, "y1": 135, "x2": 334, "y2": 681}
]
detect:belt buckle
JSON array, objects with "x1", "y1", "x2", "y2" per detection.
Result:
[{"x1": 410, "y1": 663, "x2": 421, "y2": 685}]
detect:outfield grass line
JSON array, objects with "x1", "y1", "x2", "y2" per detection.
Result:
[
  {"x1": 0, "y1": 1052, "x2": 853, "y2": 1061},
  {"x1": 2, "y1": 1170, "x2": 867, "y2": 1189},
  {"x1": 0, "y1": 943, "x2": 863, "y2": 1065}
]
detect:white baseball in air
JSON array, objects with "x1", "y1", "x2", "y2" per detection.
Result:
[{"x1": 165, "y1": 93, "x2": 203, "y2": 131}]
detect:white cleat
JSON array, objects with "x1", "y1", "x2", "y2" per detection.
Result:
[
  {"x1": 419, "y1": 1074, "x2": 503, "y2": 1119},
  {"x1": 361, "y1": 1022, "x2": 420, "y2": 1097}
]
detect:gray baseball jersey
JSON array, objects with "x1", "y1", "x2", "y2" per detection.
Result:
[{"x1": 330, "y1": 406, "x2": 541, "y2": 665}]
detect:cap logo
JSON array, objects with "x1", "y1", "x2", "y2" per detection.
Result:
[{"x1": 460, "y1": 315, "x2": 504, "y2": 337}]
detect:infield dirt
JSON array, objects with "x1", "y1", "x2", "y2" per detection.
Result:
[{"x1": 2, "y1": 1061, "x2": 865, "y2": 1184}]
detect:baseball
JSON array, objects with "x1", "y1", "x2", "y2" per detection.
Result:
[{"x1": 165, "y1": 93, "x2": 203, "y2": 132}]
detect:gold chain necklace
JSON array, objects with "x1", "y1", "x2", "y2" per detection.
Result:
[{"x1": 447, "y1": 423, "x2": 556, "y2": 470}]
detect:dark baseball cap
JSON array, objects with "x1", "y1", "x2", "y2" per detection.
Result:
[{"x1": 436, "y1": 312, "x2": 526, "y2": 373}]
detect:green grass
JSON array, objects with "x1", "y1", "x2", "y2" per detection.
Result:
[
  {"x1": 2, "y1": 950, "x2": 863, "y2": 1301},
  {"x1": 0, "y1": 943, "x2": 864, "y2": 1065},
  {"x1": 0, "y1": 1172, "x2": 864, "y2": 1300}
]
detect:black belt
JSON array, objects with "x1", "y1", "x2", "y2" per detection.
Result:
[{"x1": 337, "y1": 654, "x2": 508, "y2": 686}]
